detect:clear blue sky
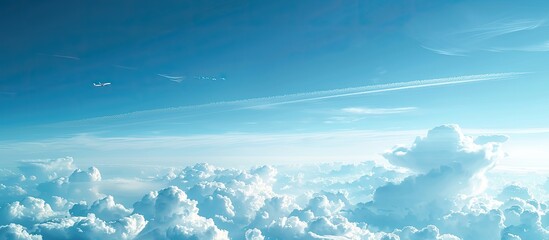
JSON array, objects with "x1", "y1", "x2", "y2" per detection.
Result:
[{"x1": 1, "y1": 0, "x2": 549, "y2": 168}]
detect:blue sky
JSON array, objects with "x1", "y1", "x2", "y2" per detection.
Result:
[
  {"x1": 1, "y1": 0, "x2": 549, "y2": 168},
  {"x1": 4, "y1": 2, "x2": 549, "y2": 240}
]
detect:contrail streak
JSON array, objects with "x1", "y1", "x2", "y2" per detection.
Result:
[
  {"x1": 52, "y1": 72, "x2": 527, "y2": 126},
  {"x1": 157, "y1": 74, "x2": 185, "y2": 83},
  {"x1": 51, "y1": 54, "x2": 80, "y2": 60},
  {"x1": 157, "y1": 74, "x2": 185, "y2": 80},
  {"x1": 242, "y1": 72, "x2": 527, "y2": 109}
]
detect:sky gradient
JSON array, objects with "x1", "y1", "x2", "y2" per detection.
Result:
[
  {"x1": 3, "y1": 2, "x2": 549, "y2": 240},
  {"x1": 1, "y1": 0, "x2": 549, "y2": 169}
]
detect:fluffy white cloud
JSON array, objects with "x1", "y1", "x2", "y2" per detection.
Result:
[
  {"x1": 37, "y1": 166, "x2": 104, "y2": 203},
  {"x1": 249, "y1": 196, "x2": 298, "y2": 229},
  {"x1": 501, "y1": 210, "x2": 549, "y2": 240},
  {"x1": 69, "y1": 195, "x2": 131, "y2": 221},
  {"x1": 440, "y1": 209, "x2": 504, "y2": 240},
  {"x1": 353, "y1": 125, "x2": 508, "y2": 229},
  {"x1": 254, "y1": 192, "x2": 376, "y2": 240},
  {"x1": 0, "y1": 197, "x2": 56, "y2": 227},
  {"x1": 384, "y1": 125, "x2": 505, "y2": 174},
  {"x1": 0, "y1": 125, "x2": 546, "y2": 239},
  {"x1": 498, "y1": 184, "x2": 534, "y2": 201},
  {"x1": 392, "y1": 225, "x2": 460, "y2": 240},
  {"x1": 0, "y1": 184, "x2": 27, "y2": 205},
  {"x1": 171, "y1": 163, "x2": 278, "y2": 238},
  {"x1": 264, "y1": 216, "x2": 308, "y2": 239},
  {"x1": 17, "y1": 157, "x2": 76, "y2": 181},
  {"x1": 245, "y1": 228, "x2": 264, "y2": 240},
  {"x1": 133, "y1": 186, "x2": 229, "y2": 240},
  {"x1": 68, "y1": 167, "x2": 101, "y2": 182},
  {"x1": 0, "y1": 223, "x2": 42, "y2": 240},
  {"x1": 34, "y1": 213, "x2": 146, "y2": 240}
]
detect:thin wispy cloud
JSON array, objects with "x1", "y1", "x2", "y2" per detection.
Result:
[
  {"x1": 341, "y1": 107, "x2": 416, "y2": 115},
  {"x1": 2, "y1": 127, "x2": 548, "y2": 168},
  {"x1": 157, "y1": 74, "x2": 185, "y2": 83},
  {"x1": 51, "y1": 54, "x2": 80, "y2": 60},
  {"x1": 419, "y1": 18, "x2": 547, "y2": 55},
  {"x1": 49, "y1": 72, "x2": 527, "y2": 126},
  {"x1": 324, "y1": 107, "x2": 416, "y2": 124},
  {"x1": 421, "y1": 46, "x2": 466, "y2": 56},
  {"x1": 243, "y1": 72, "x2": 526, "y2": 109},
  {"x1": 455, "y1": 18, "x2": 544, "y2": 41},
  {"x1": 491, "y1": 41, "x2": 549, "y2": 52}
]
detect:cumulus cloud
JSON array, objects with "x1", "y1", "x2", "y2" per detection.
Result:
[
  {"x1": 245, "y1": 228, "x2": 264, "y2": 240},
  {"x1": 384, "y1": 125, "x2": 505, "y2": 174},
  {"x1": 391, "y1": 225, "x2": 460, "y2": 240},
  {"x1": 34, "y1": 213, "x2": 146, "y2": 240},
  {"x1": 0, "y1": 197, "x2": 56, "y2": 227},
  {"x1": 352, "y1": 125, "x2": 508, "y2": 230},
  {"x1": 70, "y1": 195, "x2": 131, "y2": 221},
  {"x1": 68, "y1": 167, "x2": 101, "y2": 182},
  {"x1": 37, "y1": 166, "x2": 105, "y2": 203},
  {"x1": 440, "y1": 209, "x2": 504, "y2": 240},
  {"x1": 0, "y1": 184, "x2": 27, "y2": 205},
  {"x1": 17, "y1": 157, "x2": 76, "y2": 181},
  {"x1": 502, "y1": 210, "x2": 549, "y2": 239},
  {"x1": 498, "y1": 184, "x2": 534, "y2": 201},
  {"x1": 0, "y1": 224, "x2": 42, "y2": 240},
  {"x1": 133, "y1": 186, "x2": 229, "y2": 239},
  {"x1": 171, "y1": 163, "x2": 277, "y2": 237},
  {"x1": 1, "y1": 124, "x2": 546, "y2": 239}
]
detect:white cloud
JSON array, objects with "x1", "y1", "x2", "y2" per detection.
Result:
[
  {"x1": 264, "y1": 216, "x2": 308, "y2": 239},
  {"x1": 0, "y1": 223, "x2": 42, "y2": 240},
  {"x1": 341, "y1": 107, "x2": 416, "y2": 115},
  {"x1": 0, "y1": 184, "x2": 27, "y2": 205},
  {"x1": 249, "y1": 196, "x2": 298, "y2": 229},
  {"x1": 37, "y1": 166, "x2": 105, "y2": 203},
  {"x1": 352, "y1": 125, "x2": 508, "y2": 230},
  {"x1": 0, "y1": 124, "x2": 548, "y2": 239},
  {"x1": 384, "y1": 124, "x2": 506, "y2": 174},
  {"x1": 34, "y1": 213, "x2": 147, "y2": 240},
  {"x1": 502, "y1": 210, "x2": 549, "y2": 239},
  {"x1": 245, "y1": 228, "x2": 264, "y2": 240},
  {"x1": 17, "y1": 157, "x2": 76, "y2": 181},
  {"x1": 46, "y1": 72, "x2": 525, "y2": 129},
  {"x1": 0, "y1": 197, "x2": 56, "y2": 228},
  {"x1": 71, "y1": 195, "x2": 132, "y2": 222},
  {"x1": 440, "y1": 209, "x2": 504, "y2": 240},
  {"x1": 69, "y1": 167, "x2": 101, "y2": 182},
  {"x1": 498, "y1": 184, "x2": 534, "y2": 201},
  {"x1": 392, "y1": 225, "x2": 460, "y2": 240},
  {"x1": 133, "y1": 186, "x2": 229, "y2": 240},
  {"x1": 413, "y1": 15, "x2": 547, "y2": 55}
]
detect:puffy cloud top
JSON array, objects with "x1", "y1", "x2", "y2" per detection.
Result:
[
  {"x1": 1, "y1": 124, "x2": 547, "y2": 240},
  {"x1": 498, "y1": 184, "x2": 534, "y2": 201},
  {"x1": 70, "y1": 196, "x2": 132, "y2": 222},
  {"x1": 355, "y1": 125, "x2": 510, "y2": 230},
  {"x1": 0, "y1": 197, "x2": 55, "y2": 227},
  {"x1": 68, "y1": 167, "x2": 101, "y2": 182},
  {"x1": 34, "y1": 213, "x2": 147, "y2": 240},
  {"x1": 133, "y1": 186, "x2": 229, "y2": 240},
  {"x1": 0, "y1": 223, "x2": 42, "y2": 240},
  {"x1": 384, "y1": 125, "x2": 505, "y2": 174},
  {"x1": 17, "y1": 157, "x2": 76, "y2": 181}
]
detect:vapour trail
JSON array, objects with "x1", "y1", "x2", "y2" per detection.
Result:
[{"x1": 51, "y1": 72, "x2": 527, "y2": 126}]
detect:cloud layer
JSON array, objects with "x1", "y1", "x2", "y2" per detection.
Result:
[{"x1": 0, "y1": 125, "x2": 548, "y2": 239}]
